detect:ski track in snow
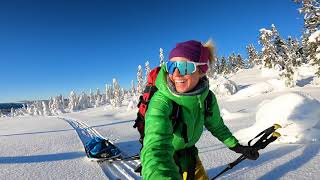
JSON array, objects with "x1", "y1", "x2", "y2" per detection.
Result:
[{"x1": 59, "y1": 117, "x2": 141, "y2": 180}]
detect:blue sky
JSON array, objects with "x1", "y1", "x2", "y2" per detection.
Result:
[{"x1": 0, "y1": 0, "x2": 303, "y2": 103}]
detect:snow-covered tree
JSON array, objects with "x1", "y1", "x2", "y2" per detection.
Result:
[
  {"x1": 287, "y1": 36, "x2": 303, "y2": 67},
  {"x1": 52, "y1": 96, "x2": 65, "y2": 114},
  {"x1": 259, "y1": 28, "x2": 277, "y2": 68},
  {"x1": 295, "y1": 0, "x2": 320, "y2": 63},
  {"x1": 246, "y1": 44, "x2": 260, "y2": 67},
  {"x1": 131, "y1": 80, "x2": 136, "y2": 96},
  {"x1": 68, "y1": 91, "x2": 79, "y2": 112},
  {"x1": 272, "y1": 24, "x2": 289, "y2": 69},
  {"x1": 228, "y1": 53, "x2": 237, "y2": 73},
  {"x1": 236, "y1": 54, "x2": 245, "y2": 70},
  {"x1": 111, "y1": 78, "x2": 123, "y2": 107},
  {"x1": 95, "y1": 88, "x2": 102, "y2": 107},
  {"x1": 42, "y1": 101, "x2": 51, "y2": 116},
  {"x1": 57, "y1": 95, "x2": 65, "y2": 109},
  {"x1": 33, "y1": 101, "x2": 44, "y2": 115},
  {"x1": 78, "y1": 92, "x2": 90, "y2": 110},
  {"x1": 159, "y1": 48, "x2": 165, "y2": 66},
  {"x1": 145, "y1": 61, "x2": 151, "y2": 84},
  {"x1": 105, "y1": 84, "x2": 113, "y2": 104},
  {"x1": 48, "y1": 97, "x2": 54, "y2": 112},
  {"x1": 27, "y1": 104, "x2": 34, "y2": 115},
  {"x1": 309, "y1": 30, "x2": 320, "y2": 78},
  {"x1": 270, "y1": 28, "x2": 297, "y2": 87},
  {"x1": 10, "y1": 108, "x2": 14, "y2": 117},
  {"x1": 219, "y1": 56, "x2": 227, "y2": 74},
  {"x1": 137, "y1": 65, "x2": 144, "y2": 95},
  {"x1": 89, "y1": 89, "x2": 95, "y2": 107}
]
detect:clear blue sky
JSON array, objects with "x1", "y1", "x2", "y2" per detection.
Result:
[{"x1": 0, "y1": 0, "x2": 303, "y2": 103}]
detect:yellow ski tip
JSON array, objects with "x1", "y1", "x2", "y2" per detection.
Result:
[
  {"x1": 272, "y1": 132, "x2": 281, "y2": 137},
  {"x1": 273, "y1": 124, "x2": 282, "y2": 129}
]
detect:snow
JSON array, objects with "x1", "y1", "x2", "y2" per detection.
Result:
[
  {"x1": 308, "y1": 30, "x2": 320, "y2": 43},
  {"x1": 1, "y1": 65, "x2": 320, "y2": 179},
  {"x1": 209, "y1": 75, "x2": 238, "y2": 96},
  {"x1": 235, "y1": 92, "x2": 320, "y2": 144}
]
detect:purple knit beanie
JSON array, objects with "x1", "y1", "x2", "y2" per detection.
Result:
[{"x1": 169, "y1": 40, "x2": 210, "y2": 72}]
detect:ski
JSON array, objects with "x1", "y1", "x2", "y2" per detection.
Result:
[
  {"x1": 211, "y1": 123, "x2": 282, "y2": 180},
  {"x1": 92, "y1": 154, "x2": 140, "y2": 163}
]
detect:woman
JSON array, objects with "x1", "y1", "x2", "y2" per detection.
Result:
[{"x1": 141, "y1": 40, "x2": 259, "y2": 180}]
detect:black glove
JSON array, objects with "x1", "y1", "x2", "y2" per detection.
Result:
[{"x1": 230, "y1": 144, "x2": 259, "y2": 160}]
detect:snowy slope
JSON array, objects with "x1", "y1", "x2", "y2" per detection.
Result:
[{"x1": 1, "y1": 65, "x2": 320, "y2": 180}]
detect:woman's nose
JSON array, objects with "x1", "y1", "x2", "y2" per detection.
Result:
[{"x1": 173, "y1": 68, "x2": 182, "y2": 77}]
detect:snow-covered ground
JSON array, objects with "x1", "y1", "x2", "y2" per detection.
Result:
[{"x1": 1, "y1": 65, "x2": 320, "y2": 179}]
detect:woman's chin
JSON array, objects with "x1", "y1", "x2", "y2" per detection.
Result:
[{"x1": 175, "y1": 84, "x2": 189, "y2": 93}]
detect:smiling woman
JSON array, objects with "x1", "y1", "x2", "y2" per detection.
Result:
[{"x1": 141, "y1": 40, "x2": 259, "y2": 180}]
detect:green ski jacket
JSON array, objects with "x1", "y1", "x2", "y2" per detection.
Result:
[{"x1": 141, "y1": 66, "x2": 238, "y2": 180}]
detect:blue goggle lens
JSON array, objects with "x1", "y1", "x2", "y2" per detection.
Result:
[{"x1": 165, "y1": 61, "x2": 196, "y2": 76}]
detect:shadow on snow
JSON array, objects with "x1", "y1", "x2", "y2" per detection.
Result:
[
  {"x1": 258, "y1": 143, "x2": 320, "y2": 180},
  {"x1": 0, "y1": 151, "x2": 84, "y2": 164},
  {"x1": 207, "y1": 145, "x2": 301, "y2": 179}
]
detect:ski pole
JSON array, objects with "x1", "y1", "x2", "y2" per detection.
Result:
[{"x1": 211, "y1": 124, "x2": 281, "y2": 180}]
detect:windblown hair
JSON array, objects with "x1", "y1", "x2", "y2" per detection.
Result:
[{"x1": 203, "y1": 38, "x2": 217, "y2": 65}]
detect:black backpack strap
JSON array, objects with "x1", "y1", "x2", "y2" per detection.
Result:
[
  {"x1": 171, "y1": 100, "x2": 188, "y2": 144},
  {"x1": 204, "y1": 90, "x2": 213, "y2": 117}
]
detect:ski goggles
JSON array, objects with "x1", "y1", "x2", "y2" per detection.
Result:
[{"x1": 165, "y1": 61, "x2": 208, "y2": 76}]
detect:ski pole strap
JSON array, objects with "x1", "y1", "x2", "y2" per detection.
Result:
[
  {"x1": 248, "y1": 124, "x2": 281, "y2": 147},
  {"x1": 253, "y1": 132, "x2": 280, "y2": 150}
]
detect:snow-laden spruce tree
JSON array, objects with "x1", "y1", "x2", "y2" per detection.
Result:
[
  {"x1": 228, "y1": 53, "x2": 237, "y2": 73},
  {"x1": 295, "y1": 0, "x2": 320, "y2": 63},
  {"x1": 89, "y1": 89, "x2": 95, "y2": 107},
  {"x1": 287, "y1": 36, "x2": 303, "y2": 67},
  {"x1": 33, "y1": 101, "x2": 44, "y2": 115},
  {"x1": 48, "y1": 97, "x2": 54, "y2": 111},
  {"x1": 259, "y1": 28, "x2": 277, "y2": 68},
  {"x1": 57, "y1": 95, "x2": 65, "y2": 109},
  {"x1": 42, "y1": 101, "x2": 51, "y2": 116},
  {"x1": 236, "y1": 54, "x2": 245, "y2": 70},
  {"x1": 159, "y1": 48, "x2": 165, "y2": 66},
  {"x1": 219, "y1": 56, "x2": 227, "y2": 74},
  {"x1": 145, "y1": 61, "x2": 151, "y2": 84},
  {"x1": 68, "y1": 91, "x2": 79, "y2": 112},
  {"x1": 52, "y1": 96, "x2": 65, "y2": 114},
  {"x1": 309, "y1": 30, "x2": 320, "y2": 83},
  {"x1": 105, "y1": 84, "x2": 113, "y2": 104},
  {"x1": 246, "y1": 44, "x2": 260, "y2": 67},
  {"x1": 131, "y1": 80, "x2": 136, "y2": 96},
  {"x1": 137, "y1": 65, "x2": 144, "y2": 96},
  {"x1": 95, "y1": 88, "x2": 102, "y2": 107},
  {"x1": 78, "y1": 92, "x2": 90, "y2": 110},
  {"x1": 271, "y1": 28, "x2": 297, "y2": 87},
  {"x1": 111, "y1": 78, "x2": 123, "y2": 107},
  {"x1": 26, "y1": 104, "x2": 34, "y2": 115},
  {"x1": 271, "y1": 24, "x2": 289, "y2": 69},
  {"x1": 10, "y1": 108, "x2": 14, "y2": 117}
]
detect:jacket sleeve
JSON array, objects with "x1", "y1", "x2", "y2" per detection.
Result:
[
  {"x1": 141, "y1": 92, "x2": 182, "y2": 180},
  {"x1": 204, "y1": 92, "x2": 238, "y2": 148}
]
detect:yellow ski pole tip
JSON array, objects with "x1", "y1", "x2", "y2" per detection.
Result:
[
  {"x1": 273, "y1": 124, "x2": 282, "y2": 129},
  {"x1": 272, "y1": 132, "x2": 281, "y2": 137}
]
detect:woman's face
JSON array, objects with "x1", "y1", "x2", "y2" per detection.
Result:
[{"x1": 169, "y1": 57, "x2": 203, "y2": 93}]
